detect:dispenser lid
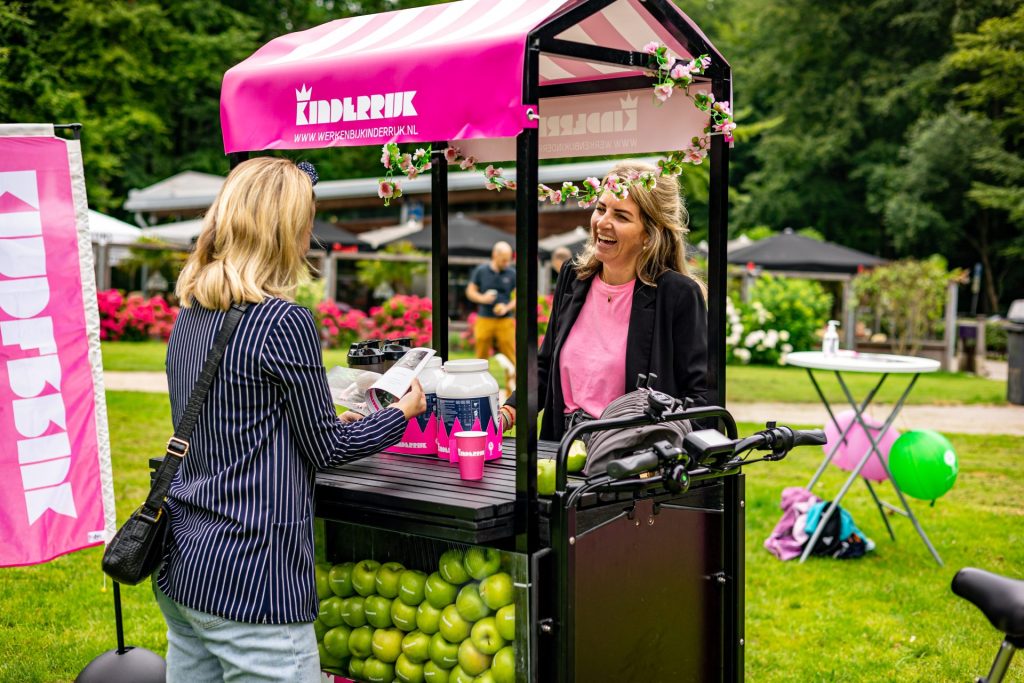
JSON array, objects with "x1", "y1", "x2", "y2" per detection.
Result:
[{"x1": 444, "y1": 359, "x2": 489, "y2": 373}]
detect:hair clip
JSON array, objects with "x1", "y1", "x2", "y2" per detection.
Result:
[{"x1": 296, "y1": 161, "x2": 319, "y2": 186}]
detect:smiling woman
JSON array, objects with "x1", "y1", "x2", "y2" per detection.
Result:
[{"x1": 501, "y1": 159, "x2": 708, "y2": 442}]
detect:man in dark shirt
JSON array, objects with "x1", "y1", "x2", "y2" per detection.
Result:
[{"x1": 466, "y1": 241, "x2": 516, "y2": 362}]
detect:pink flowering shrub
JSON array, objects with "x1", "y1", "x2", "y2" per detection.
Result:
[
  {"x1": 314, "y1": 300, "x2": 369, "y2": 350},
  {"x1": 365, "y1": 294, "x2": 433, "y2": 348},
  {"x1": 97, "y1": 289, "x2": 178, "y2": 341}
]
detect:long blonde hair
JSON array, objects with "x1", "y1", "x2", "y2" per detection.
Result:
[
  {"x1": 575, "y1": 160, "x2": 703, "y2": 293},
  {"x1": 175, "y1": 157, "x2": 315, "y2": 310}
]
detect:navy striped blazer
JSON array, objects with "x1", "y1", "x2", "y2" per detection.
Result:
[{"x1": 156, "y1": 297, "x2": 407, "y2": 624}]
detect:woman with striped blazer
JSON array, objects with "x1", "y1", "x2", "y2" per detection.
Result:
[{"x1": 152, "y1": 157, "x2": 425, "y2": 683}]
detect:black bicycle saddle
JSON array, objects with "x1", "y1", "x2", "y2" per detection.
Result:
[{"x1": 952, "y1": 567, "x2": 1024, "y2": 644}]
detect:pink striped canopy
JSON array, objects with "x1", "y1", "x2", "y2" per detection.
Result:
[{"x1": 220, "y1": 0, "x2": 723, "y2": 154}]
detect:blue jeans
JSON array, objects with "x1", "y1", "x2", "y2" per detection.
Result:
[{"x1": 153, "y1": 581, "x2": 320, "y2": 683}]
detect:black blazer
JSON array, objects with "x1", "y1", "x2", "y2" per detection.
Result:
[{"x1": 520, "y1": 263, "x2": 708, "y2": 442}]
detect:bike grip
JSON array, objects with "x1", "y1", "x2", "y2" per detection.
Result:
[
  {"x1": 606, "y1": 451, "x2": 660, "y2": 479},
  {"x1": 793, "y1": 429, "x2": 827, "y2": 447}
]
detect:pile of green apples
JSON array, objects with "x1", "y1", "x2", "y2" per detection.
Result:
[{"x1": 314, "y1": 546, "x2": 517, "y2": 683}]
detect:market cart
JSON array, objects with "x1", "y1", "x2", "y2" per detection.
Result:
[{"x1": 217, "y1": 1, "x2": 768, "y2": 680}]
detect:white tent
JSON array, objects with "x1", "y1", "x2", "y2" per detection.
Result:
[
  {"x1": 141, "y1": 219, "x2": 205, "y2": 246},
  {"x1": 538, "y1": 226, "x2": 589, "y2": 255},
  {"x1": 87, "y1": 210, "x2": 142, "y2": 242},
  {"x1": 357, "y1": 220, "x2": 423, "y2": 250}
]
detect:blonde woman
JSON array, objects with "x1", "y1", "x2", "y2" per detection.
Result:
[
  {"x1": 502, "y1": 160, "x2": 707, "y2": 440},
  {"x1": 152, "y1": 157, "x2": 425, "y2": 683}
]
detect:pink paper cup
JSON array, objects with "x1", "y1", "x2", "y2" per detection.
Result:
[{"x1": 455, "y1": 431, "x2": 487, "y2": 480}]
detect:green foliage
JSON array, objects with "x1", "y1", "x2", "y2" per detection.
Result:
[
  {"x1": 355, "y1": 241, "x2": 428, "y2": 295},
  {"x1": 854, "y1": 256, "x2": 964, "y2": 354},
  {"x1": 727, "y1": 275, "x2": 832, "y2": 365},
  {"x1": 294, "y1": 277, "x2": 325, "y2": 312}
]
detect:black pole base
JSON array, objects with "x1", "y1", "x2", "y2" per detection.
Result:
[{"x1": 76, "y1": 646, "x2": 165, "y2": 683}]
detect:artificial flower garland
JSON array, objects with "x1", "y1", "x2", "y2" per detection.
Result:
[{"x1": 377, "y1": 42, "x2": 736, "y2": 208}]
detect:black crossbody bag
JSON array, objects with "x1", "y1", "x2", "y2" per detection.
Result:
[{"x1": 102, "y1": 303, "x2": 248, "y2": 585}]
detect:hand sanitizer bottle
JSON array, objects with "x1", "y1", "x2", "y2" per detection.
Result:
[{"x1": 822, "y1": 320, "x2": 840, "y2": 357}]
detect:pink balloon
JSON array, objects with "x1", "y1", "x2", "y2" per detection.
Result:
[{"x1": 822, "y1": 409, "x2": 898, "y2": 482}]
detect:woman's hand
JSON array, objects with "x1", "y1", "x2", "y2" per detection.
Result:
[
  {"x1": 395, "y1": 378, "x2": 427, "y2": 420},
  {"x1": 499, "y1": 405, "x2": 516, "y2": 433},
  {"x1": 340, "y1": 410, "x2": 363, "y2": 423}
]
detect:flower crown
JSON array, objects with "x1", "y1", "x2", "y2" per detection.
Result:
[{"x1": 376, "y1": 42, "x2": 736, "y2": 207}]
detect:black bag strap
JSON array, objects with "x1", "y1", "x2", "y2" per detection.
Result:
[{"x1": 137, "y1": 302, "x2": 249, "y2": 523}]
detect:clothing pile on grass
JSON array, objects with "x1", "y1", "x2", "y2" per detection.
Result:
[{"x1": 765, "y1": 486, "x2": 875, "y2": 560}]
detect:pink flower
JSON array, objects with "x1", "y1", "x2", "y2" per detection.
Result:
[
  {"x1": 670, "y1": 63, "x2": 692, "y2": 81},
  {"x1": 460, "y1": 156, "x2": 477, "y2": 171},
  {"x1": 715, "y1": 120, "x2": 737, "y2": 136},
  {"x1": 654, "y1": 83, "x2": 674, "y2": 102},
  {"x1": 505, "y1": 180, "x2": 517, "y2": 190},
  {"x1": 444, "y1": 146, "x2": 460, "y2": 164},
  {"x1": 485, "y1": 164, "x2": 502, "y2": 179},
  {"x1": 413, "y1": 148, "x2": 428, "y2": 160},
  {"x1": 699, "y1": 55, "x2": 711, "y2": 70},
  {"x1": 378, "y1": 181, "x2": 395, "y2": 199},
  {"x1": 551, "y1": 190, "x2": 562, "y2": 204},
  {"x1": 485, "y1": 181, "x2": 497, "y2": 190},
  {"x1": 604, "y1": 174, "x2": 623, "y2": 194},
  {"x1": 685, "y1": 148, "x2": 707, "y2": 164},
  {"x1": 642, "y1": 41, "x2": 661, "y2": 55},
  {"x1": 380, "y1": 145, "x2": 392, "y2": 168},
  {"x1": 584, "y1": 177, "x2": 600, "y2": 191},
  {"x1": 713, "y1": 100, "x2": 732, "y2": 116},
  {"x1": 421, "y1": 161, "x2": 432, "y2": 171}
]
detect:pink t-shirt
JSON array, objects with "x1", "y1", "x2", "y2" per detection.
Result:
[{"x1": 560, "y1": 275, "x2": 636, "y2": 418}]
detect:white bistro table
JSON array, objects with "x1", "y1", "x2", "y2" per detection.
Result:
[{"x1": 785, "y1": 350, "x2": 943, "y2": 565}]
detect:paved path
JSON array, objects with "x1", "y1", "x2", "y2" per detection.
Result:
[{"x1": 102, "y1": 371, "x2": 1024, "y2": 436}]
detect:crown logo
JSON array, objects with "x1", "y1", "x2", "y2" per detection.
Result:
[
  {"x1": 619, "y1": 93, "x2": 638, "y2": 109},
  {"x1": 295, "y1": 84, "x2": 312, "y2": 102}
]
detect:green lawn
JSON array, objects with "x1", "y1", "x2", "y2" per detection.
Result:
[
  {"x1": 0, "y1": 391, "x2": 1021, "y2": 681},
  {"x1": 101, "y1": 341, "x2": 1007, "y2": 405}
]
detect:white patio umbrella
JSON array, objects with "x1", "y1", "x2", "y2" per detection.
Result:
[
  {"x1": 357, "y1": 220, "x2": 422, "y2": 249},
  {"x1": 141, "y1": 219, "x2": 205, "y2": 247},
  {"x1": 87, "y1": 210, "x2": 142, "y2": 266}
]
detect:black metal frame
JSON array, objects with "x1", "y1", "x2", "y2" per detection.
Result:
[{"x1": 224, "y1": 1, "x2": 735, "y2": 678}]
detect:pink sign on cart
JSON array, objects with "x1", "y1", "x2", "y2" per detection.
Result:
[{"x1": 0, "y1": 135, "x2": 113, "y2": 567}]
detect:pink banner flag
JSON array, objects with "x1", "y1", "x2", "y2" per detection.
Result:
[{"x1": 0, "y1": 132, "x2": 115, "y2": 567}]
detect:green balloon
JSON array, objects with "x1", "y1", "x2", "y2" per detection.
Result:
[{"x1": 888, "y1": 430, "x2": 958, "y2": 501}]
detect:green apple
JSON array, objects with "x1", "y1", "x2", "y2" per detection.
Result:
[
  {"x1": 399, "y1": 569, "x2": 429, "y2": 606},
  {"x1": 537, "y1": 459, "x2": 555, "y2": 495},
  {"x1": 457, "y1": 639, "x2": 492, "y2": 676},
  {"x1": 363, "y1": 656, "x2": 396, "y2": 683},
  {"x1": 567, "y1": 439, "x2": 587, "y2": 472},
  {"x1": 313, "y1": 616, "x2": 329, "y2": 642},
  {"x1": 438, "y1": 549, "x2": 470, "y2": 585},
  {"x1": 395, "y1": 652, "x2": 426, "y2": 683},
  {"x1": 463, "y1": 547, "x2": 501, "y2": 581},
  {"x1": 424, "y1": 572, "x2": 459, "y2": 609},
  {"x1": 416, "y1": 601, "x2": 444, "y2": 635},
  {"x1": 348, "y1": 625, "x2": 374, "y2": 659},
  {"x1": 450, "y1": 665, "x2": 475, "y2": 683},
  {"x1": 474, "y1": 670, "x2": 497, "y2": 683},
  {"x1": 315, "y1": 563, "x2": 333, "y2": 600},
  {"x1": 371, "y1": 627, "x2": 404, "y2": 664},
  {"x1": 392, "y1": 597, "x2": 419, "y2": 632},
  {"x1": 470, "y1": 617, "x2": 506, "y2": 655},
  {"x1": 319, "y1": 596, "x2": 346, "y2": 628},
  {"x1": 329, "y1": 561, "x2": 356, "y2": 598},
  {"x1": 364, "y1": 595, "x2": 394, "y2": 629},
  {"x1": 478, "y1": 573, "x2": 513, "y2": 611},
  {"x1": 491, "y1": 645, "x2": 514, "y2": 683},
  {"x1": 402, "y1": 629, "x2": 432, "y2": 663},
  {"x1": 376, "y1": 561, "x2": 406, "y2": 598},
  {"x1": 352, "y1": 559, "x2": 382, "y2": 597},
  {"x1": 439, "y1": 604, "x2": 472, "y2": 643},
  {"x1": 323, "y1": 624, "x2": 353, "y2": 659},
  {"x1": 455, "y1": 584, "x2": 492, "y2": 622},
  {"x1": 423, "y1": 660, "x2": 451, "y2": 682},
  {"x1": 318, "y1": 641, "x2": 345, "y2": 669},
  {"x1": 341, "y1": 596, "x2": 367, "y2": 628},
  {"x1": 495, "y1": 604, "x2": 514, "y2": 641},
  {"x1": 348, "y1": 656, "x2": 366, "y2": 680},
  {"x1": 428, "y1": 632, "x2": 460, "y2": 670}
]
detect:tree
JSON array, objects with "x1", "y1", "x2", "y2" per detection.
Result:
[{"x1": 881, "y1": 6, "x2": 1024, "y2": 311}]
